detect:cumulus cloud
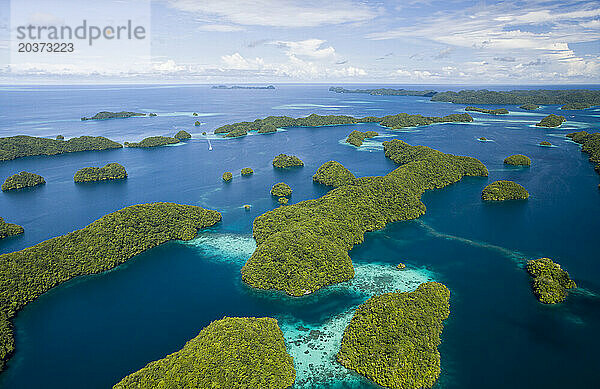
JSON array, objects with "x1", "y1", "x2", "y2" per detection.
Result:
[
  {"x1": 198, "y1": 24, "x2": 244, "y2": 32},
  {"x1": 274, "y1": 39, "x2": 336, "y2": 59}
]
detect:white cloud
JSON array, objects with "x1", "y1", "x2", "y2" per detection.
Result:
[
  {"x1": 153, "y1": 60, "x2": 186, "y2": 73},
  {"x1": 198, "y1": 24, "x2": 244, "y2": 32},
  {"x1": 274, "y1": 39, "x2": 336, "y2": 59},
  {"x1": 221, "y1": 53, "x2": 264, "y2": 70}
]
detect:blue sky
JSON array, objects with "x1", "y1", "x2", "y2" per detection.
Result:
[{"x1": 1, "y1": 0, "x2": 599, "y2": 84}]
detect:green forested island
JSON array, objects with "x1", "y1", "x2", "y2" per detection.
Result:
[
  {"x1": 174, "y1": 130, "x2": 191, "y2": 139},
  {"x1": 1, "y1": 171, "x2": 46, "y2": 191},
  {"x1": 214, "y1": 113, "x2": 472, "y2": 138},
  {"x1": 125, "y1": 136, "x2": 180, "y2": 148},
  {"x1": 337, "y1": 282, "x2": 450, "y2": 389},
  {"x1": 431, "y1": 89, "x2": 600, "y2": 105},
  {"x1": 0, "y1": 135, "x2": 122, "y2": 161},
  {"x1": 540, "y1": 141, "x2": 552, "y2": 146},
  {"x1": 241, "y1": 168, "x2": 254, "y2": 175},
  {"x1": 526, "y1": 258, "x2": 576, "y2": 304},
  {"x1": 73, "y1": 163, "x2": 127, "y2": 183},
  {"x1": 56, "y1": 135, "x2": 64, "y2": 140},
  {"x1": 329, "y1": 87, "x2": 437, "y2": 97},
  {"x1": 504, "y1": 154, "x2": 531, "y2": 166},
  {"x1": 0, "y1": 203, "x2": 222, "y2": 371},
  {"x1": 114, "y1": 317, "x2": 295, "y2": 389},
  {"x1": 272, "y1": 154, "x2": 304, "y2": 168},
  {"x1": 519, "y1": 104, "x2": 540, "y2": 110},
  {"x1": 0, "y1": 218, "x2": 24, "y2": 240},
  {"x1": 270, "y1": 182, "x2": 292, "y2": 197},
  {"x1": 465, "y1": 106, "x2": 509, "y2": 115},
  {"x1": 278, "y1": 197, "x2": 288, "y2": 205},
  {"x1": 81, "y1": 111, "x2": 146, "y2": 121},
  {"x1": 536, "y1": 114, "x2": 566, "y2": 128},
  {"x1": 561, "y1": 102, "x2": 593, "y2": 110},
  {"x1": 346, "y1": 130, "x2": 378, "y2": 147},
  {"x1": 312, "y1": 161, "x2": 357, "y2": 187},
  {"x1": 222, "y1": 172, "x2": 233, "y2": 181},
  {"x1": 567, "y1": 131, "x2": 600, "y2": 179},
  {"x1": 212, "y1": 85, "x2": 276, "y2": 90},
  {"x1": 482, "y1": 180, "x2": 529, "y2": 200},
  {"x1": 241, "y1": 140, "x2": 487, "y2": 296}
]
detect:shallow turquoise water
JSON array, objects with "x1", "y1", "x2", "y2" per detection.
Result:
[{"x1": 0, "y1": 84, "x2": 598, "y2": 388}]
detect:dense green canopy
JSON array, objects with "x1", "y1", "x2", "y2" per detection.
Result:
[
  {"x1": 481, "y1": 180, "x2": 529, "y2": 200},
  {"x1": 0, "y1": 135, "x2": 122, "y2": 161},
  {"x1": 74, "y1": 163, "x2": 127, "y2": 183},
  {"x1": 241, "y1": 168, "x2": 254, "y2": 175},
  {"x1": 0, "y1": 218, "x2": 23, "y2": 240},
  {"x1": 272, "y1": 154, "x2": 304, "y2": 168},
  {"x1": 431, "y1": 89, "x2": 600, "y2": 105},
  {"x1": 519, "y1": 104, "x2": 540, "y2": 110},
  {"x1": 465, "y1": 106, "x2": 509, "y2": 115},
  {"x1": 536, "y1": 114, "x2": 566, "y2": 128},
  {"x1": 504, "y1": 154, "x2": 531, "y2": 166},
  {"x1": 114, "y1": 317, "x2": 295, "y2": 389},
  {"x1": 125, "y1": 136, "x2": 180, "y2": 148},
  {"x1": 270, "y1": 182, "x2": 292, "y2": 197},
  {"x1": 526, "y1": 258, "x2": 576, "y2": 304},
  {"x1": 174, "y1": 130, "x2": 191, "y2": 139},
  {"x1": 346, "y1": 130, "x2": 379, "y2": 147},
  {"x1": 81, "y1": 111, "x2": 145, "y2": 121},
  {"x1": 561, "y1": 102, "x2": 592, "y2": 110},
  {"x1": 567, "y1": 131, "x2": 600, "y2": 181},
  {"x1": 337, "y1": 282, "x2": 450, "y2": 389},
  {"x1": 0, "y1": 203, "x2": 221, "y2": 371},
  {"x1": 329, "y1": 87, "x2": 437, "y2": 97},
  {"x1": 1, "y1": 171, "x2": 45, "y2": 191},
  {"x1": 223, "y1": 172, "x2": 233, "y2": 181},
  {"x1": 312, "y1": 161, "x2": 356, "y2": 187}
]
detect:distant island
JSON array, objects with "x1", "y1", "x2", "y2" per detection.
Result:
[
  {"x1": 81, "y1": 111, "x2": 146, "y2": 121},
  {"x1": 272, "y1": 154, "x2": 304, "y2": 168},
  {"x1": 431, "y1": 89, "x2": 600, "y2": 105},
  {"x1": 346, "y1": 130, "x2": 378, "y2": 147},
  {"x1": 519, "y1": 104, "x2": 540, "y2": 110},
  {"x1": 338, "y1": 282, "x2": 450, "y2": 389},
  {"x1": 540, "y1": 141, "x2": 552, "y2": 146},
  {"x1": 504, "y1": 154, "x2": 531, "y2": 166},
  {"x1": 114, "y1": 317, "x2": 295, "y2": 389},
  {"x1": 312, "y1": 161, "x2": 356, "y2": 187},
  {"x1": 222, "y1": 172, "x2": 233, "y2": 181},
  {"x1": 329, "y1": 86, "x2": 437, "y2": 97},
  {"x1": 526, "y1": 258, "x2": 576, "y2": 304},
  {"x1": 0, "y1": 217, "x2": 24, "y2": 240},
  {"x1": 125, "y1": 136, "x2": 180, "y2": 148},
  {"x1": 212, "y1": 85, "x2": 275, "y2": 90},
  {"x1": 0, "y1": 203, "x2": 222, "y2": 371},
  {"x1": 566, "y1": 131, "x2": 600, "y2": 182},
  {"x1": 241, "y1": 167, "x2": 253, "y2": 175},
  {"x1": 536, "y1": 114, "x2": 566, "y2": 128},
  {"x1": 0, "y1": 135, "x2": 122, "y2": 162},
  {"x1": 561, "y1": 102, "x2": 593, "y2": 110},
  {"x1": 482, "y1": 180, "x2": 529, "y2": 200},
  {"x1": 465, "y1": 106, "x2": 509, "y2": 115},
  {"x1": 1, "y1": 171, "x2": 46, "y2": 191},
  {"x1": 74, "y1": 163, "x2": 127, "y2": 183},
  {"x1": 175, "y1": 130, "x2": 191, "y2": 139}
]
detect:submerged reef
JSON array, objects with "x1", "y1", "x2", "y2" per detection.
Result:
[
  {"x1": 0, "y1": 218, "x2": 24, "y2": 240},
  {"x1": 482, "y1": 180, "x2": 529, "y2": 201},
  {"x1": 241, "y1": 168, "x2": 254, "y2": 176},
  {"x1": 504, "y1": 154, "x2": 531, "y2": 166},
  {"x1": 526, "y1": 258, "x2": 576, "y2": 304},
  {"x1": 0, "y1": 203, "x2": 221, "y2": 371},
  {"x1": 114, "y1": 317, "x2": 295, "y2": 389},
  {"x1": 81, "y1": 111, "x2": 145, "y2": 121},
  {"x1": 312, "y1": 161, "x2": 357, "y2": 188},
  {"x1": 536, "y1": 114, "x2": 566, "y2": 128},
  {"x1": 566, "y1": 131, "x2": 600, "y2": 179},
  {"x1": 337, "y1": 282, "x2": 450, "y2": 389},
  {"x1": 174, "y1": 130, "x2": 191, "y2": 139},
  {"x1": 346, "y1": 130, "x2": 379, "y2": 147},
  {"x1": 74, "y1": 163, "x2": 127, "y2": 183},
  {"x1": 519, "y1": 104, "x2": 540, "y2": 110},
  {"x1": 125, "y1": 136, "x2": 180, "y2": 148},
  {"x1": 431, "y1": 89, "x2": 600, "y2": 105},
  {"x1": 241, "y1": 140, "x2": 487, "y2": 296},
  {"x1": 272, "y1": 154, "x2": 304, "y2": 168},
  {"x1": 465, "y1": 106, "x2": 509, "y2": 115},
  {"x1": 222, "y1": 172, "x2": 233, "y2": 182},
  {"x1": 0, "y1": 135, "x2": 122, "y2": 162},
  {"x1": 271, "y1": 182, "x2": 292, "y2": 197},
  {"x1": 1, "y1": 171, "x2": 45, "y2": 191}
]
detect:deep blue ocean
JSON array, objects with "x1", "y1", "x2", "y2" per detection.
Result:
[{"x1": 0, "y1": 84, "x2": 598, "y2": 388}]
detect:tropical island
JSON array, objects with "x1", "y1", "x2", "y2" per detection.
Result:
[
  {"x1": 222, "y1": 172, "x2": 233, "y2": 181},
  {"x1": 56, "y1": 135, "x2": 64, "y2": 140},
  {"x1": 114, "y1": 317, "x2": 295, "y2": 389},
  {"x1": 465, "y1": 106, "x2": 509, "y2": 115},
  {"x1": 526, "y1": 258, "x2": 576, "y2": 304},
  {"x1": 0, "y1": 135, "x2": 122, "y2": 162},
  {"x1": 329, "y1": 86, "x2": 437, "y2": 97},
  {"x1": 125, "y1": 136, "x2": 180, "y2": 148},
  {"x1": 214, "y1": 113, "x2": 473, "y2": 138},
  {"x1": 312, "y1": 161, "x2": 357, "y2": 187},
  {"x1": 272, "y1": 154, "x2": 304, "y2": 168},
  {"x1": 278, "y1": 198, "x2": 288, "y2": 205},
  {"x1": 0, "y1": 217, "x2": 24, "y2": 240},
  {"x1": 504, "y1": 154, "x2": 531, "y2": 166},
  {"x1": 481, "y1": 180, "x2": 529, "y2": 200},
  {"x1": 561, "y1": 102, "x2": 593, "y2": 110},
  {"x1": 431, "y1": 89, "x2": 600, "y2": 105},
  {"x1": 241, "y1": 140, "x2": 488, "y2": 296},
  {"x1": 478, "y1": 137, "x2": 488, "y2": 141},
  {"x1": 212, "y1": 85, "x2": 276, "y2": 90},
  {"x1": 0, "y1": 202, "x2": 222, "y2": 371},
  {"x1": 270, "y1": 182, "x2": 292, "y2": 197},
  {"x1": 73, "y1": 163, "x2": 127, "y2": 183},
  {"x1": 1, "y1": 171, "x2": 46, "y2": 191},
  {"x1": 536, "y1": 114, "x2": 566, "y2": 128},
  {"x1": 81, "y1": 111, "x2": 146, "y2": 121},
  {"x1": 540, "y1": 141, "x2": 552, "y2": 146},
  {"x1": 346, "y1": 130, "x2": 378, "y2": 147},
  {"x1": 519, "y1": 104, "x2": 540, "y2": 110},
  {"x1": 241, "y1": 168, "x2": 253, "y2": 175},
  {"x1": 175, "y1": 130, "x2": 192, "y2": 139},
  {"x1": 337, "y1": 282, "x2": 450, "y2": 389},
  {"x1": 566, "y1": 131, "x2": 600, "y2": 179}
]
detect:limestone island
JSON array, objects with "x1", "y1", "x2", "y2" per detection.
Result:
[
  {"x1": 536, "y1": 114, "x2": 566, "y2": 128},
  {"x1": 148, "y1": 113, "x2": 157, "y2": 117},
  {"x1": 561, "y1": 102, "x2": 593, "y2": 110},
  {"x1": 312, "y1": 161, "x2": 356, "y2": 187},
  {"x1": 337, "y1": 282, "x2": 450, "y2": 389},
  {"x1": 1, "y1": 171, "x2": 46, "y2": 191},
  {"x1": 329, "y1": 86, "x2": 437, "y2": 97},
  {"x1": 465, "y1": 106, "x2": 509, "y2": 115},
  {"x1": 244, "y1": 204, "x2": 252, "y2": 210},
  {"x1": 0, "y1": 135, "x2": 122, "y2": 162},
  {"x1": 346, "y1": 130, "x2": 379, "y2": 147},
  {"x1": 81, "y1": 111, "x2": 146, "y2": 121},
  {"x1": 540, "y1": 141, "x2": 552, "y2": 146},
  {"x1": 278, "y1": 197, "x2": 288, "y2": 205},
  {"x1": 241, "y1": 140, "x2": 487, "y2": 296},
  {"x1": 396, "y1": 263, "x2": 406, "y2": 270},
  {"x1": 566, "y1": 131, "x2": 600, "y2": 179},
  {"x1": 194, "y1": 121, "x2": 201, "y2": 126},
  {"x1": 241, "y1": 167, "x2": 253, "y2": 176},
  {"x1": 0, "y1": 203, "x2": 221, "y2": 371},
  {"x1": 431, "y1": 89, "x2": 600, "y2": 105},
  {"x1": 125, "y1": 136, "x2": 180, "y2": 148},
  {"x1": 519, "y1": 104, "x2": 540, "y2": 110},
  {"x1": 175, "y1": 130, "x2": 191, "y2": 140},
  {"x1": 222, "y1": 172, "x2": 233, "y2": 182},
  {"x1": 478, "y1": 137, "x2": 488, "y2": 141},
  {"x1": 482, "y1": 180, "x2": 529, "y2": 201},
  {"x1": 270, "y1": 182, "x2": 292, "y2": 197},
  {"x1": 214, "y1": 113, "x2": 473, "y2": 138},
  {"x1": 504, "y1": 154, "x2": 531, "y2": 166},
  {"x1": 74, "y1": 163, "x2": 127, "y2": 183},
  {"x1": 272, "y1": 154, "x2": 304, "y2": 168},
  {"x1": 0, "y1": 217, "x2": 24, "y2": 240},
  {"x1": 526, "y1": 258, "x2": 576, "y2": 304},
  {"x1": 113, "y1": 317, "x2": 295, "y2": 389},
  {"x1": 212, "y1": 85, "x2": 276, "y2": 90},
  {"x1": 56, "y1": 135, "x2": 64, "y2": 140}
]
